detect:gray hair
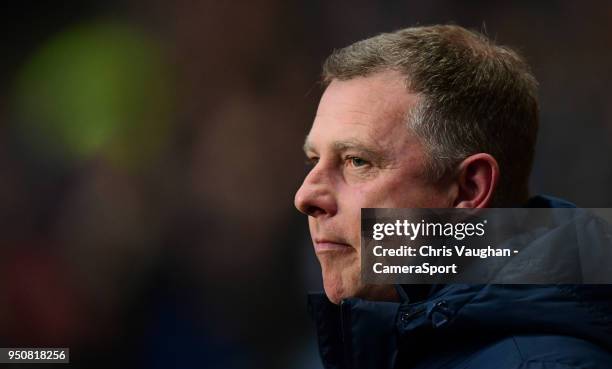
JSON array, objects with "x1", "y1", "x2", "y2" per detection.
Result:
[{"x1": 322, "y1": 25, "x2": 539, "y2": 205}]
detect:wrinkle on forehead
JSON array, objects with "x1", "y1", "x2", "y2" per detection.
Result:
[
  {"x1": 306, "y1": 70, "x2": 422, "y2": 157},
  {"x1": 319, "y1": 72, "x2": 417, "y2": 122}
]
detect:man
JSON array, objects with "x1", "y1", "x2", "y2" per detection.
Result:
[{"x1": 294, "y1": 25, "x2": 612, "y2": 369}]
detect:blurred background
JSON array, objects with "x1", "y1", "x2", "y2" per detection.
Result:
[{"x1": 1, "y1": 1, "x2": 611, "y2": 368}]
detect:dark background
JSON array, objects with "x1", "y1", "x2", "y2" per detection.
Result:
[{"x1": 1, "y1": 1, "x2": 611, "y2": 368}]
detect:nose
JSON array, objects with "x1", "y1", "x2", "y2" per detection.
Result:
[{"x1": 294, "y1": 165, "x2": 338, "y2": 218}]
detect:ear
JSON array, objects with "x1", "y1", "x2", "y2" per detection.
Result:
[{"x1": 453, "y1": 153, "x2": 499, "y2": 208}]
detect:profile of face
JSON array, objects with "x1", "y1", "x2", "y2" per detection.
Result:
[{"x1": 294, "y1": 70, "x2": 458, "y2": 304}]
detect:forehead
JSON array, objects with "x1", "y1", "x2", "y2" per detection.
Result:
[{"x1": 306, "y1": 70, "x2": 419, "y2": 151}]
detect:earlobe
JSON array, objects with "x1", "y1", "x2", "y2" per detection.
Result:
[{"x1": 453, "y1": 153, "x2": 499, "y2": 209}]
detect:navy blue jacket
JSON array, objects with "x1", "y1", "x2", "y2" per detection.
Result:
[{"x1": 308, "y1": 196, "x2": 612, "y2": 369}]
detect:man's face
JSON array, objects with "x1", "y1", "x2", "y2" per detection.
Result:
[{"x1": 294, "y1": 70, "x2": 454, "y2": 304}]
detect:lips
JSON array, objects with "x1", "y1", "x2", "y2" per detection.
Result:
[{"x1": 314, "y1": 239, "x2": 353, "y2": 252}]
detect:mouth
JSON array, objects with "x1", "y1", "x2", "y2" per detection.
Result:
[{"x1": 314, "y1": 239, "x2": 353, "y2": 253}]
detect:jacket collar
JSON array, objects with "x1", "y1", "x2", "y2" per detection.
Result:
[{"x1": 308, "y1": 293, "x2": 401, "y2": 369}]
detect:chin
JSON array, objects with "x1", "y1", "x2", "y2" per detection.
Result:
[
  {"x1": 320, "y1": 267, "x2": 361, "y2": 305},
  {"x1": 323, "y1": 281, "x2": 348, "y2": 304},
  {"x1": 317, "y1": 249, "x2": 362, "y2": 304}
]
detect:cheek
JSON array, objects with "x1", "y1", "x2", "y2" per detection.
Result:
[
  {"x1": 386, "y1": 182, "x2": 451, "y2": 208},
  {"x1": 359, "y1": 178, "x2": 412, "y2": 207},
  {"x1": 335, "y1": 189, "x2": 365, "y2": 242},
  {"x1": 308, "y1": 217, "x2": 317, "y2": 238},
  {"x1": 355, "y1": 171, "x2": 437, "y2": 208}
]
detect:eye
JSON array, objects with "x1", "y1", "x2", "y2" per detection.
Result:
[
  {"x1": 305, "y1": 156, "x2": 319, "y2": 170},
  {"x1": 347, "y1": 156, "x2": 369, "y2": 168}
]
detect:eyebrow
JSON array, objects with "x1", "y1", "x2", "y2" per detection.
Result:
[{"x1": 303, "y1": 137, "x2": 390, "y2": 165}]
